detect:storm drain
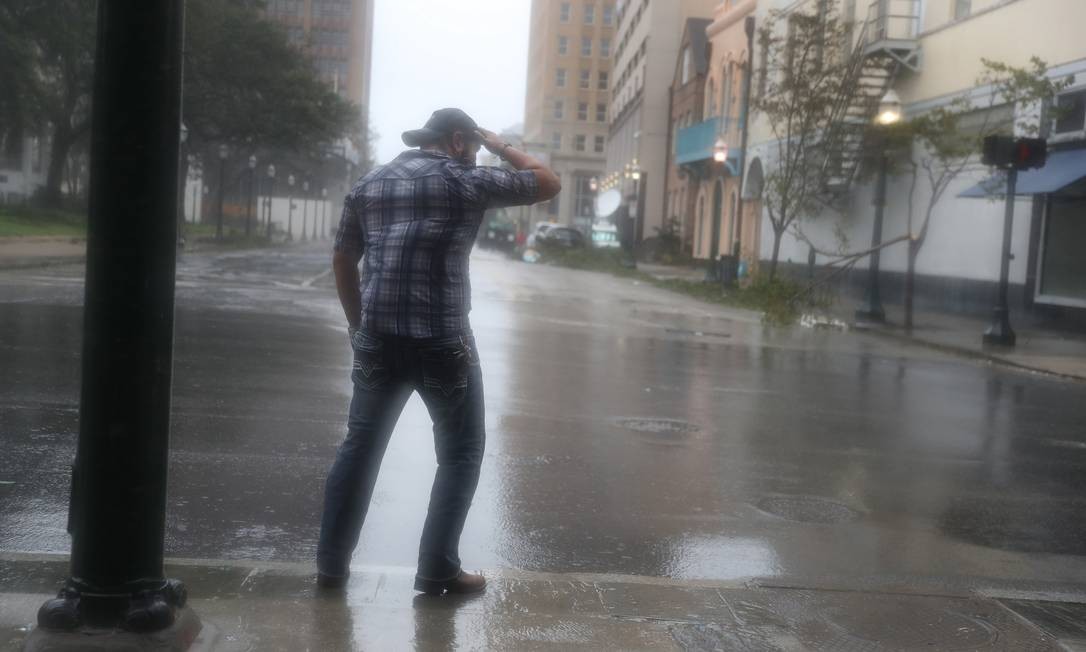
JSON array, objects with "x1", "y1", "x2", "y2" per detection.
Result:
[{"x1": 756, "y1": 496, "x2": 860, "y2": 524}]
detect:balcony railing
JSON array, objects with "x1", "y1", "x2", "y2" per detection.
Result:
[
  {"x1": 675, "y1": 117, "x2": 720, "y2": 166},
  {"x1": 675, "y1": 116, "x2": 741, "y2": 174}
]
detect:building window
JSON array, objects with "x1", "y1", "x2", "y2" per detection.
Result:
[
  {"x1": 596, "y1": 103, "x2": 607, "y2": 122},
  {"x1": 574, "y1": 134, "x2": 586, "y2": 151},
  {"x1": 578, "y1": 102, "x2": 589, "y2": 121},
  {"x1": 595, "y1": 135, "x2": 605, "y2": 153},
  {"x1": 581, "y1": 37, "x2": 592, "y2": 57},
  {"x1": 603, "y1": 4, "x2": 614, "y2": 25},
  {"x1": 1055, "y1": 90, "x2": 1086, "y2": 135},
  {"x1": 707, "y1": 79, "x2": 716, "y2": 116},
  {"x1": 560, "y1": 2, "x2": 571, "y2": 22},
  {"x1": 598, "y1": 70, "x2": 609, "y2": 90},
  {"x1": 552, "y1": 132, "x2": 562, "y2": 150},
  {"x1": 954, "y1": 0, "x2": 971, "y2": 20},
  {"x1": 681, "y1": 47, "x2": 691, "y2": 85},
  {"x1": 574, "y1": 175, "x2": 596, "y2": 217},
  {"x1": 601, "y1": 38, "x2": 611, "y2": 58},
  {"x1": 584, "y1": 4, "x2": 595, "y2": 24},
  {"x1": 556, "y1": 68, "x2": 567, "y2": 87},
  {"x1": 553, "y1": 100, "x2": 564, "y2": 119},
  {"x1": 580, "y1": 69, "x2": 591, "y2": 89},
  {"x1": 1039, "y1": 196, "x2": 1086, "y2": 303},
  {"x1": 558, "y1": 35, "x2": 568, "y2": 55}
]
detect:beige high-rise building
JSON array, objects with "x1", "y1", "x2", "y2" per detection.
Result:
[
  {"x1": 600, "y1": 0, "x2": 719, "y2": 243},
  {"x1": 263, "y1": 0, "x2": 375, "y2": 137},
  {"x1": 524, "y1": 0, "x2": 617, "y2": 234}
]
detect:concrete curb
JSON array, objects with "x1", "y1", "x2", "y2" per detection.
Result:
[{"x1": 854, "y1": 322, "x2": 1086, "y2": 383}]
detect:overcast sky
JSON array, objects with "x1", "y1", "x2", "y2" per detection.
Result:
[{"x1": 369, "y1": 0, "x2": 531, "y2": 164}]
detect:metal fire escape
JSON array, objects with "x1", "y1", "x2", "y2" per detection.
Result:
[{"x1": 823, "y1": 0, "x2": 921, "y2": 192}]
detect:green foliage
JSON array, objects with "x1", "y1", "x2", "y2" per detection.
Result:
[
  {"x1": 754, "y1": 1, "x2": 860, "y2": 276},
  {"x1": 183, "y1": 0, "x2": 360, "y2": 156}
]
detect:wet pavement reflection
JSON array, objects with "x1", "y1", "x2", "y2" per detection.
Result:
[{"x1": 2, "y1": 244, "x2": 1086, "y2": 602}]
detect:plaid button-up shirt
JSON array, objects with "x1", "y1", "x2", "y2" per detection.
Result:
[{"x1": 334, "y1": 149, "x2": 539, "y2": 338}]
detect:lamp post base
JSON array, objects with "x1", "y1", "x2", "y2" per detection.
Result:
[
  {"x1": 37, "y1": 578, "x2": 189, "y2": 634},
  {"x1": 982, "y1": 307, "x2": 1016, "y2": 347},
  {"x1": 27, "y1": 604, "x2": 202, "y2": 652}
]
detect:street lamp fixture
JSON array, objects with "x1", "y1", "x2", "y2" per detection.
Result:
[
  {"x1": 631, "y1": 163, "x2": 641, "y2": 182},
  {"x1": 713, "y1": 137, "x2": 729, "y2": 164},
  {"x1": 589, "y1": 177, "x2": 598, "y2": 192},
  {"x1": 876, "y1": 89, "x2": 902, "y2": 126}
]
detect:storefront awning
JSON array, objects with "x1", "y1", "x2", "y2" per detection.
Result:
[{"x1": 960, "y1": 148, "x2": 1086, "y2": 197}]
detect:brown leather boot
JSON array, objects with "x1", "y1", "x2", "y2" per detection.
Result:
[{"x1": 414, "y1": 570, "x2": 486, "y2": 596}]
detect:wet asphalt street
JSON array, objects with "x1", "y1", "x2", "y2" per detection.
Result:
[{"x1": 2, "y1": 243, "x2": 1086, "y2": 599}]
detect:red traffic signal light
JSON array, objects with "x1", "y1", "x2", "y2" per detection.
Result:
[
  {"x1": 982, "y1": 135, "x2": 1047, "y2": 170},
  {"x1": 1013, "y1": 138, "x2": 1046, "y2": 170}
]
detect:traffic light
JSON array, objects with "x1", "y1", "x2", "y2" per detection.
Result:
[{"x1": 982, "y1": 135, "x2": 1047, "y2": 170}]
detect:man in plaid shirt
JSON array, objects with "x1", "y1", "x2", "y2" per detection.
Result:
[{"x1": 317, "y1": 108, "x2": 561, "y2": 595}]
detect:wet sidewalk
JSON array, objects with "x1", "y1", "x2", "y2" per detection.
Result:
[
  {"x1": 850, "y1": 307, "x2": 1086, "y2": 382},
  {"x1": 636, "y1": 262, "x2": 1086, "y2": 382},
  {"x1": 0, "y1": 238, "x2": 86, "y2": 270},
  {"x1": 3, "y1": 554, "x2": 1084, "y2": 650}
]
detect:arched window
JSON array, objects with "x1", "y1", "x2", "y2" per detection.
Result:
[{"x1": 706, "y1": 79, "x2": 716, "y2": 116}]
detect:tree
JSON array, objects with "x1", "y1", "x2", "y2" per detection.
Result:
[
  {"x1": 16, "y1": 0, "x2": 96, "y2": 207},
  {"x1": 14, "y1": 0, "x2": 359, "y2": 208},
  {"x1": 897, "y1": 57, "x2": 1070, "y2": 331},
  {"x1": 182, "y1": 0, "x2": 358, "y2": 156},
  {"x1": 0, "y1": 2, "x2": 38, "y2": 155},
  {"x1": 753, "y1": 0, "x2": 860, "y2": 279}
]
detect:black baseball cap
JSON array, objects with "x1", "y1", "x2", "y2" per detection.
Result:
[{"x1": 402, "y1": 108, "x2": 482, "y2": 147}]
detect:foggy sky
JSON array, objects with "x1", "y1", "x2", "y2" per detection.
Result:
[{"x1": 369, "y1": 0, "x2": 531, "y2": 165}]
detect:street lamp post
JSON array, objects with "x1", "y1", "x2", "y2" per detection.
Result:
[
  {"x1": 187, "y1": 155, "x2": 198, "y2": 224},
  {"x1": 287, "y1": 174, "x2": 295, "y2": 241},
  {"x1": 630, "y1": 161, "x2": 643, "y2": 246},
  {"x1": 855, "y1": 90, "x2": 902, "y2": 324},
  {"x1": 321, "y1": 188, "x2": 328, "y2": 239},
  {"x1": 301, "y1": 180, "x2": 310, "y2": 242},
  {"x1": 265, "y1": 164, "x2": 276, "y2": 239},
  {"x1": 245, "y1": 155, "x2": 256, "y2": 237},
  {"x1": 216, "y1": 144, "x2": 229, "y2": 241}
]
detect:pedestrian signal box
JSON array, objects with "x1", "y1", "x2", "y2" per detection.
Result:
[{"x1": 982, "y1": 136, "x2": 1047, "y2": 170}]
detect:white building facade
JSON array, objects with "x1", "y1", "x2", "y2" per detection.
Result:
[{"x1": 743, "y1": 0, "x2": 1086, "y2": 323}]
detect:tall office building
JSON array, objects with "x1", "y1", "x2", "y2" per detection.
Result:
[
  {"x1": 602, "y1": 0, "x2": 718, "y2": 242},
  {"x1": 263, "y1": 0, "x2": 375, "y2": 137},
  {"x1": 524, "y1": 0, "x2": 617, "y2": 234}
]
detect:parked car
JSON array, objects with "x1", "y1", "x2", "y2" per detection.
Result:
[
  {"x1": 539, "y1": 226, "x2": 585, "y2": 248},
  {"x1": 526, "y1": 222, "x2": 559, "y2": 248}
]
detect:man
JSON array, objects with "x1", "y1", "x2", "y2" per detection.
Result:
[{"x1": 317, "y1": 108, "x2": 561, "y2": 595}]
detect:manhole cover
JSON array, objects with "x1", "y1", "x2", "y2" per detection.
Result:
[
  {"x1": 614, "y1": 418, "x2": 700, "y2": 435},
  {"x1": 757, "y1": 496, "x2": 859, "y2": 524}
]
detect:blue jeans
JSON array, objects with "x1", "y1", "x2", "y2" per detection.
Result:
[{"x1": 317, "y1": 328, "x2": 485, "y2": 583}]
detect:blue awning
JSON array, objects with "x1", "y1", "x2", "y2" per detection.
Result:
[{"x1": 960, "y1": 148, "x2": 1086, "y2": 197}]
